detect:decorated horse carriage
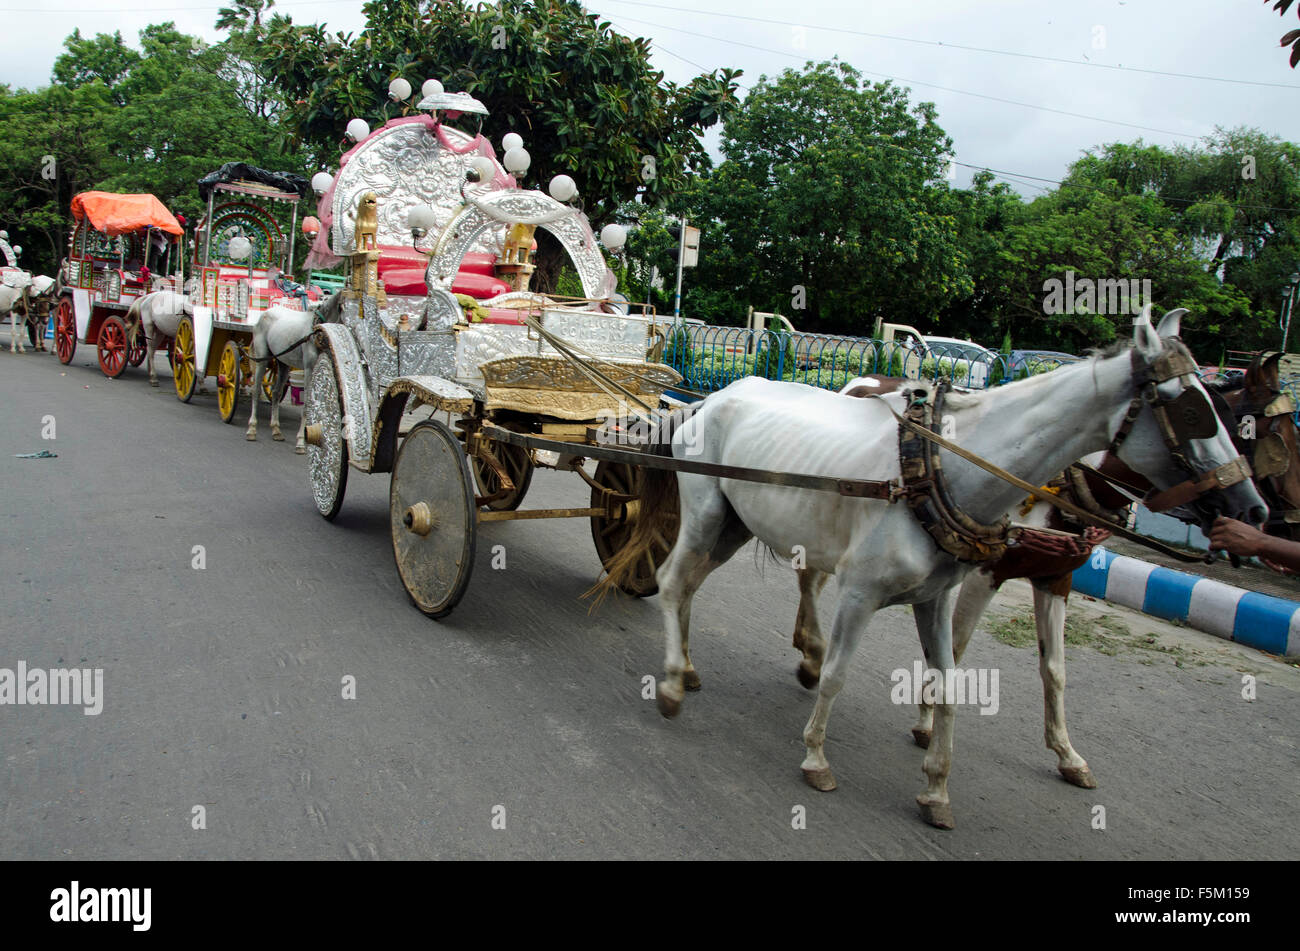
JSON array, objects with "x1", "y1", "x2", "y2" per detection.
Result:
[
  {"x1": 301, "y1": 89, "x2": 697, "y2": 616},
  {"x1": 171, "y1": 165, "x2": 321, "y2": 421},
  {"x1": 54, "y1": 192, "x2": 184, "y2": 373}
]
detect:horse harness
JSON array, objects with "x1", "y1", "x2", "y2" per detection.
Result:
[
  {"x1": 872, "y1": 339, "x2": 1253, "y2": 565},
  {"x1": 1106, "y1": 339, "x2": 1253, "y2": 514}
]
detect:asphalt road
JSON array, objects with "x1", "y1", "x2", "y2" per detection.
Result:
[{"x1": 2, "y1": 335, "x2": 1298, "y2": 860}]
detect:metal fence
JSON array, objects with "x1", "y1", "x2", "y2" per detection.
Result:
[{"x1": 659, "y1": 324, "x2": 1075, "y2": 395}]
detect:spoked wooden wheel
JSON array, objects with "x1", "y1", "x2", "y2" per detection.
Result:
[
  {"x1": 55, "y1": 298, "x2": 75, "y2": 364},
  {"x1": 127, "y1": 329, "x2": 147, "y2": 367},
  {"x1": 96, "y1": 315, "x2": 129, "y2": 378},
  {"x1": 471, "y1": 423, "x2": 534, "y2": 511},
  {"x1": 173, "y1": 317, "x2": 198, "y2": 402},
  {"x1": 590, "y1": 460, "x2": 678, "y2": 597},
  {"x1": 304, "y1": 351, "x2": 348, "y2": 520},
  {"x1": 261, "y1": 361, "x2": 280, "y2": 404},
  {"x1": 390, "y1": 419, "x2": 477, "y2": 619},
  {"x1": 217, "y1": 340, "x2": 241, "y2": 423}
]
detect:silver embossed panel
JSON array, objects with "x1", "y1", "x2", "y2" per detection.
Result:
[
  {"x1": 454, "y1": 324, "x2": 536, "y2": 386},
  {"x1": 540, "y1": 310, "x2": 651, "y2": 362}
]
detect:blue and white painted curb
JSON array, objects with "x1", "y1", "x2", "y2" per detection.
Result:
[{"x1": 1072, "y1": 548, "x2": 1300, "y2": 656}]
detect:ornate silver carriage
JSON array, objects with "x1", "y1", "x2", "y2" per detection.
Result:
[{"x1": 302, "y1": 93, "x2": 682, "y2": 617}]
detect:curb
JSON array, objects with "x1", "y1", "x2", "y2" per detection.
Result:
[{"x1": 1072, "y1": 547, "x2": 1299, "y2": 656}]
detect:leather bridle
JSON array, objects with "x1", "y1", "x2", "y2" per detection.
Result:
[{"x1": 1106, "y1": 340, "x2": 1253, "y2": 514}]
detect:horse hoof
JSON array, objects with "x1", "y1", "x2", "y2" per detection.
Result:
[
  {"x1": 682, "y1": 670, "x2": 701, "y2": 691},
  {"x1": 245, "y1": 433, "x2": 257, "y2": 442},
  {"x1": 911, "y1": 726, "x2": 932, "y2": 749},
  {"x1": 295, "y1": 446, "x2": 306, "y2": 455},
  {"x1": 801, "y1": 766, "x2": 837, "y2": 792},
  {"x1": 150, "y1": 379, "x2": 159, "y2": 388},
  {"x1": 657, "y1": 688, "x2": 682, "y2": 719},
  {"x1": 272, "y1": 431, "x2": 285, "y2": 442},
  {"x1": 796, "y1": 662, "x2": 820, "y2": 689},
  {"x1": 916, "y1": 797, "x2": 955, "y2": 829},
  {"x1": 1059, "y1": 764, "x2": 1098, "y2": 789}
]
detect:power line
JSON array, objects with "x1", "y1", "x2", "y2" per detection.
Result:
[
  {"x1": 598, "y1": 0, "x2": 1300, "y2": 91},
  {"x1": 608, "y1": 12, "x2": 1204, "y2": 142},
  {"x1": 609, "y1": 19, "x2": 1299, "y2": 213}
]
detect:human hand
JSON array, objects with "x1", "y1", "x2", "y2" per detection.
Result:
[{"x1": 1208, "y1": 516, "x2": 1268, "y2": 558}]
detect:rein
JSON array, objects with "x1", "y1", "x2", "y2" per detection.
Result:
[{"x1": 870, "y1": 388, "x2": 1216, "y2": 565}]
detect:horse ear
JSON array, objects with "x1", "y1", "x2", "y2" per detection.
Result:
[
  {"x1": 1132, "y1": 302, "x2": 1162, "y2": 359},
  {"x1": 1155, "y1": 307, "x2": 1186, "y2": 339},
  {"x1": 1249, "y1": 351, "x2": 1282, "y2": 393}
]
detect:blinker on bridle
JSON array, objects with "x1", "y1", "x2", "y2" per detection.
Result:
[{"x1": 1107, "y1": 340, "x2": 1253, "y2": 513}]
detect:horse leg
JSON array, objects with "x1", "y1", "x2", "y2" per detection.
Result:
[
  {"x1": 296, "y1": 349, "x2": 314, "y2": 454},
  {"x1": 270, "y1": 361, "x2": 285, "y2": 441},
  {"x1": 1033, "y1": 582, "x2": 1096, "y2": 788},
  {"x1": 800, "y1": 586, "x2": 880, "y2": 792},
  {"x1": 793, "y1": 567, "x2": 830, "y2": 688},
  {"x1": 245, "y1": 356, "x2": 262, "y2": 441},
  {"x1": 912, "y1": 570, "x2": 998, "y2": 749},
  {"x1": 913, "y1": 590, "x2": 960, "y2": 828},
  {"x1": 656, "y1": 481, "x2": 750, "y2": 713}
]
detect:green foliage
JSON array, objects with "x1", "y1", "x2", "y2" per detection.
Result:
[
  {"x1": 241, "y1": 0, "x2": 740, "y2": 232},
  {"x1": 0, "y1": 20, "x2": 294, "y2": 278},
  {"x1": 640, "y1": 60, "x2": 970, "y2": 332}
]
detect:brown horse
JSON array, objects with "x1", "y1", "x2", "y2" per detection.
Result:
[{"x1": 1207, "y1": 352, "x2": 1300, "y2": 542}]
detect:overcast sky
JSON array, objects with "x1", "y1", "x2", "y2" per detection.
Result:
[{"x1": 2, "y1": 0, "x2": 1297, "y2": 192}]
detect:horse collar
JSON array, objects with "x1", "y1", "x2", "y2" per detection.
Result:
[{"x1": 898, "y1": 381, "x2": 1011, "y2": 563}]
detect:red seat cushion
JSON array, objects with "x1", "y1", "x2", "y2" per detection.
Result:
[
  {"x1": 459, "y1": 252, "x2": 497, "y2": 277},
  {"x1": 451, "y1": 271, "x2": 510, "y2": 300},
  {"x1": 376, "y1": 245, "x2": 427, "y2": 275},
  {"x1": 382, "y1": 268, "x2": 427, "y2": 295}
]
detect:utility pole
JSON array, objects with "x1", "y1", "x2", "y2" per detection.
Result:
[
  {"x1": 673, "y1": 215, "x2": 686, "y2": 322},
  {"x1": 1282, "y1": 271, "x2": 1300, "y2": 352}
]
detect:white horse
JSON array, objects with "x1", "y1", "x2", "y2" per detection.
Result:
[
  {"x1": 124, "y1": 290, "x2": 195, "y2": 388},
  {"x1": 602, "y1": 307, "x2": 1265, "y2": 829},
  {"x1": 1, "y1": 277, "x2": 31, "y2": 353},
  {"x1": 244, "y1": 292, "x2": 343, "y2": 452}
]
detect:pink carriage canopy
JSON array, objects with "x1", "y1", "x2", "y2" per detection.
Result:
[{"x1": 70, "y1": 192, "x2": 183, "y2": 237}]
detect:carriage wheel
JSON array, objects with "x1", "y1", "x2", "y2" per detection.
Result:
[
  {"x1": 590, "y1": 460, "x2": 677, "y2": 597},
  {"x1": 217, "y1": 340, "x2": 242, "y2": 423},
  {"x1": 127, "y1": 328, "x2": 148, "y2": 367},
  {"x1": 96, "y1": 316, "x2": 129, "y2": 378},
  {"x1": 173, "y1": 317, "x2": 197, "y2": 402},
  {"x1": 304, "y1": 351, "x2": 349, "y2": 520},
  {"x1": 55, "y1": 298, "x2": 76, "y2": 364},
  {"x1": 261, "y1": 361, "x2": 280, "y2": 404},
  {"x1": 390, "y1": 419, "x2": 477, "y2": 620},
  {"x1": 470, "y1": 424, "x2": 534, "y2": 511}
]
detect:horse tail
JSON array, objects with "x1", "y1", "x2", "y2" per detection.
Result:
[{"x1": 587, "y1": 403, "x2": 703, "y2": 604}]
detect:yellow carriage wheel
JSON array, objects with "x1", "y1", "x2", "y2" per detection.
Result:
[
  {"x1": 217, "y1": 340, "x2": 241, "y2": 423},
  {"x1": 173, "y1": 317, "x2": 198, "y2": 403}
]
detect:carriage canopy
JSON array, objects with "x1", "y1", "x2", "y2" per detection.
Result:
[{"x1": 70, "y1": 192, "x2": 183, "y2": 237}]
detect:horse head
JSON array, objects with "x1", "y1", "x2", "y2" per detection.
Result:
[{"x1": 1115, "y1": 305, "x2": 1267, "y2": 532}]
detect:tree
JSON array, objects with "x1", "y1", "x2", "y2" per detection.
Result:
[
  {"x1": 656, "y1": 59, "x2": 970, "y2": 332},
  {"x1": 1266, "y1": 0, "x2": 1300, "y2": 68},
  {"x1": 0, "y1": 21, "x2": 296, "y2": 278},
  {"x1": 220, "y1": 0, "x2": 741, "y2": 290}
]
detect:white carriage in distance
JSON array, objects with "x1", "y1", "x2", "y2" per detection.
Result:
[{"x1": 302, "y1": 90, "x2": 683, "y2": 617}]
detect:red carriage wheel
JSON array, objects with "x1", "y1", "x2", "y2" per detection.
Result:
[
  {"x1": 55, "y1": 298, "x2": 76, "y2": 364},
  {"x1": 96, "y1": 315, "x2": 129, "y2": 378},
  {"x1": 127, "y1": 329, "x2": 148, "y2": 367}
]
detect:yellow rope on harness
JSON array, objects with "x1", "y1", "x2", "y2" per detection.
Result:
[{"x1": 1019, "y1": 484, "x2": 1061, "y2": 518}]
